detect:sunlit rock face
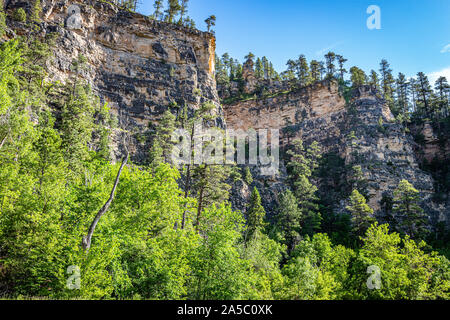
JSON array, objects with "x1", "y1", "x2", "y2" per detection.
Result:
[{"x1": 6, "y1": 0, "x2": 222, "y2": 162}]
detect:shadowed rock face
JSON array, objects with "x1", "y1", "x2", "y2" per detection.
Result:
[{"x1": 5, "y1": 0, "x2": 222, "y2": 162}]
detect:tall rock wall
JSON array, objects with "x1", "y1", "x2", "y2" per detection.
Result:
[
  {"x1": 5, "y1": 0, "x2": 222, "y2": 161},
  {"x1": 223, "y1": 82, "x2": 447, "y2": 226}
]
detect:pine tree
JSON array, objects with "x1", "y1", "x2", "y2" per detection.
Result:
[
  {"x1": 152, "y1": 0, "x2": 164, "y2": 20},
  {"x1": 346, "y1": 190, "x2": 375, "y2": 239},
  {"x1": 336, "y1": 54, "x2": 348, "y2": 81},
  {"x1": 244, "y1": 52, "x2": 255, "y2": 62},
  {"x1": 379, "y1": 59, "x2": 395, "y2": 105},
  {"x1": 310, "y1": 60, "x2": 321, "y2": 83},
  {"x1": 324, "y1": 51, "x2": 336, "y2": 79},
  {"x1": 434, "y1": 77, "x2": 449, "y2": 118},
  {"x1": 297, "y1": 54, "x2": 311, "y2": 86},
  {"x1": 149, "y1": 110, "x2": 176, "y2": 168},
  {"x1": 243, "y1": 166, "x2": 253, "y2": 185},
  {"x1": 262, "y1": 56, "x2": 269, "y2": 80},
  {"x1": 0, "y1": 0, "x2": 6, "y2": 37},
  {"x1": 369, "y1": 70, "x2": 381, "y2": 92},
  {"x1": 165, "y1": 0, "x2": 181, "y2": 23},
  {"x1": 287, "y1": 139, "x2": 322, "y2": 236},
  {"x1": 204, "y1": 15, "x2": 216, "y2": 32},
  {"x1": 255, "y1": 57, "x2": 264, "y2": 79},
  {"x1": 30, "y1": 0, "x2": 42, "y2": 24},
  {"x1": 415, "y1": 72, "x2": 433, "y2": 117},
  {"x1": 396, "y1": 73, "x2": 409, "y2": 117},
  {"x1": 285, "y1": 59, "x2": 297, "y2": 85},
  {"x1": 178, "y1": 0, "x2": 189, "y2": 25},
  {"x1": 392, "y1": 180, "x2": 428, "y2": 239},
  {"x1": 246, "y1": 187, "x2": 267, "y2": 240},
  {"x1": 409, "y1": 78, "x2": 418, "y2": 112},
  {"x1": 350, "y1": 66, "x2": 367, "y2": 87},
  {"x1": 276, "y1": 189, "x2": 302, "y2": 252}
]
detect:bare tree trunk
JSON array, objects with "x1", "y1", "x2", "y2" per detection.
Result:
[
  {"x1": 82, "y1": 152, "x2": 129, "y2": 253},
  {"x1": 0, "y1": 134, "x2": 7, "y2": 150}
]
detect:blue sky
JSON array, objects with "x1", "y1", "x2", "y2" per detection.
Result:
[{"x1": 138, "y1": 0, "x2": 450, "y2": 83}]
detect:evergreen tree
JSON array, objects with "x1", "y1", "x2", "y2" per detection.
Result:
[
  {"x1": 287, "y1": 139, "x2": 322, "y2": 236},
  {"x1": 369, "y1": 70, "x2": 381, "y2": 92},
  {"x1": 409, "y1": 77, "x2": 418, "y2": 112},
  {"x1": 255, "y1": 57, "x2": 264, "y2": 79},
  {"x1": 379, "y1": 59, "x2": 395, "y2": 105},
  {"x1": 204, "y1": 15, "x2": 216, "y2": 32},
  {"x1": 30, "y1": 0, "x2": 42, "y2": 24},
  {"x1": 336, "y1": 54, "x2": 348, "y2": 81},
  {"x1": 396, "y1": 73, "x2": 409, "y2": 117},
  {"x1": 324, "y1": 51, "x2": 336, "y2": 79},
  {"x1": 0, "y1": 0, "x2": 7, "y2": 37},
  {"x1": 434, "y1": 77, "x2": 449, "y2": 118},
  {"x1": 392, "y1": 180, "x2": 428, "y2": 239},
  {"x1": 415, "y1": 72, "x2": 433, "y2": 117},
  {"x1": 152, "y1": 0, "x2": 164, "y2": 20},
  {"x1": 165, "y1": 0, "x2": 181, "y2": 23},
  {"x1": 149, "y1": 110, "x2": 176, "y2": 168},
  {"x1": 243, "y1": 166, "x2": 253, "y2": 185},
  {"x1": 310, "y1": 60, "x2": 321, "y2": 83},
  {"x1": 262, "y1": 56, "x2": 269, "y2": 80},
  {"x1": 246, "y1": 187, "x2": 267, "y2": 240},
  {"x1": 346, "y1": 190, "x2": 375, "y2": 239},
  {"x1": 276, "y1": 189, "x2": 303, "y2": 253},
  {"x1": 297, "y1": 54, "x2": 311, "y2": 86},
  {"x1": 350, "y1": 66, "x2": 367, "y2": 87},
  {"x1": 178, "y1": 0, "x2": 189, "y2": 25}
]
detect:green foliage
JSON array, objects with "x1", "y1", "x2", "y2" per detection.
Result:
[
  {"x1": 243, "y1": 166, "x2": 253, "y2": 185},
  {"x1": 149, "y1": 110, "x2": 176, "y2": 168},
  {"x1": 346, "y1": 223, "x2": 449, "y2": 300},
  {"x1": 31, "y1": 0, "x2": 42, "y2": 24},
  {"x1": 13, "y1": 8, "x2": 27, "y2": 23},
  {"x1": 274, "y1": 189, "x2": 302, "y2": 253},
  {"x1": 392, "y1": 180, "x2": 428, "y2": 239},
  {"x1": 0, "y1": 1, "x2": 6, "y2": 37},
  {"x1": 287, "y1": 139, "x2": 322, "y2": 236},
  {"x1": 245, "y1": 187, "x2": 267, "y2": 241},
  {"x1": 346, "y1": 190, "x2": 376, "y2": 239}
]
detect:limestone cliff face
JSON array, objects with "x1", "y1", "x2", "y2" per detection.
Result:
[
  {"x1": 5, "y1": 0, "x2": 222, "y2": 161},
  {"x1": 224, "y1": 82, "x2": 447, "y2": 226}
]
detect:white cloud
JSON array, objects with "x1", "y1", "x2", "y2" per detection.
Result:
[
  {"x1": 427, "y1": 67, "x2": 450, "y2": 85},
  {"x1": 441, "y1": 44, "x2": 450, "y2": 53}
]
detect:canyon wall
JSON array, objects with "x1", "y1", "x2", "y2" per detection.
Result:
[
  {"x1": 224, "y1": 82, "x2": 448, "y2": 225},
  {"x1": 5, "y1": 0, "x2": 222, "y2": 161}
]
